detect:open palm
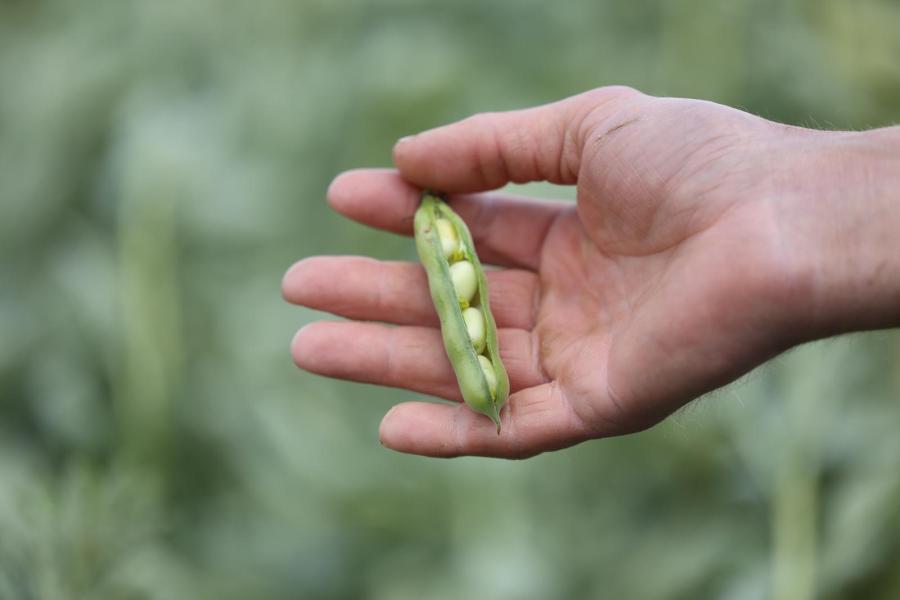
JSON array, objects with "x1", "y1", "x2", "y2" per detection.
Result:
[{"x1": 284, "y1": 87, "x2": 818, "y2": 458}]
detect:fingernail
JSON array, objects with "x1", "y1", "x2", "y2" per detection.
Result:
[{"x1": 395, "y1": 135, "x2": 414, "y2": 146}]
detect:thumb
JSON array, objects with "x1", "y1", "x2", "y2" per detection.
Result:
[{"x1": 393, "y1": 86, "x2": 641, "y2": 193}]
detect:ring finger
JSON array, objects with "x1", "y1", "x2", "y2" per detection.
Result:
[{"x1": 291, "y1": 321, "x2": 547, "y2": 401}]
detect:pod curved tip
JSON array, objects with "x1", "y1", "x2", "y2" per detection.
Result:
[{"x1": 490, "y1": 408, "x2": 502, "y2": 435}]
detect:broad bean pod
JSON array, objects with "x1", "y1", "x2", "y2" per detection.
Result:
[{"x1": 414, "y1": 192, "x2": 509, "y2": 431}]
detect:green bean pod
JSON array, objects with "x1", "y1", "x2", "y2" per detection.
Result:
[{"x1": 414, "y1": 192, "x2": 509, "y2": 432}]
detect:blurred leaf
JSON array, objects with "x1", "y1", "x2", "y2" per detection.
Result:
[{"x1": 1, "y1": 0, "x2": 898, "y2": 598}]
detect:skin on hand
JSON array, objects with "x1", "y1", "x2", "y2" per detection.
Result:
[{"x1": 282, "y1": 86, "x2": 900, "y2": 459}]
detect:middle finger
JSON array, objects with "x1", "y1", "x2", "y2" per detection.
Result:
[{"x1": 282, "y1": 255, "x2": 538, "y2": 329}]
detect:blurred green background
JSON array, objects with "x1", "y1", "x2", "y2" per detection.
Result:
[{"x1": 1, "y1": 1, "x2": 899, "y2": 598}]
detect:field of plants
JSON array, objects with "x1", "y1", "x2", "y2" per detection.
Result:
[{"x1": 1, "y1": 1, "x2": 899, "y2": 598}]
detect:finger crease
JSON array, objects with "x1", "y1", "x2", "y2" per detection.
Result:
[
  {"x1": 533, "y1": 207, "x2": 566, "y2": 272},
  {"x1": 530, "y1": 330, "x2": 551, "y2": 385},
  {"x1": 374, "y1": 264, "x2": 390, "y2": 319},
  {"x1": 489, "y1": 122, "x2": 511, "y2": 186},
  {"x1": 383, "y1": 328, "x2": 397, "y2": 385}
]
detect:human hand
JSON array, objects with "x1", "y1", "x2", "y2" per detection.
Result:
[{"x1": 283, "y1": 87, "x2": 900, "y2": 458}]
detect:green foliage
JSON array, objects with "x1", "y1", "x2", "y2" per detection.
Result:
[{"x1": 1, "y1": 0, "x2": 899, "y2": 598}]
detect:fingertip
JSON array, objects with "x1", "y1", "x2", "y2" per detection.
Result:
[
  {"x1": 378, "y1": 403, "x2": 406, "y2": 449},
  {"x1": 378, "y1": 402, "x2": 459, "y2": 457},
  {"x1": 328, "y1": 169, "x2": 400, "y2": 215},
  {"x1": 281, "y1": 257, "x2": 314, "y2": 304},
  {"x1": 290, "y1": 321, "x2": 335, "y2": 373},
  {"x1": 391, "y1": 135, "x2": 421, "y2": 180},
  {"x1": 326, "y1": 170, "x2": 357, "y2": 214},
  {"x1": 393, "y1": 135, "x2": 415, "y2": 150},
  {"x1": 392, "y1": 125, "x2": 467, "y2": 191},
  {"x1": 290, "y1": 323, "x2": 315, "y2": 370},
  {"x1": 378, "y1": 402, "x2": 429, "y2": 454},
  {"x1": 323, "y1": 169, "x2": 421, "y2": 233}
]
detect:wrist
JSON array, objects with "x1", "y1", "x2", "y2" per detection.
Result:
[{"x1": 797, "y1": 126, "x2": 900, "y2": 337}]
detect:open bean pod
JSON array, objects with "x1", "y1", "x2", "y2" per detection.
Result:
[{"x1": 414, "y1": 192, "x2": 510, "y2": 432}]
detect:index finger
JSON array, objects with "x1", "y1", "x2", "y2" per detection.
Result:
[{"x1": 327, "y1": 168, "x2": 571, "y2": 270}]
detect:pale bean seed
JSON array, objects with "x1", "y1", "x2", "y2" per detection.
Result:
[
  {"x1": 477, "y1": 355, "x2": 498, "y2": 399},
  {"x1": 449, "y1": 260, "x2": 477, "y2": 306},
  {"x1": 435, "y1": 218, "x2": 460, "y2": 260},
  {"x1": 462, "y1": 306, "x2": 486, "y2": 353}
]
